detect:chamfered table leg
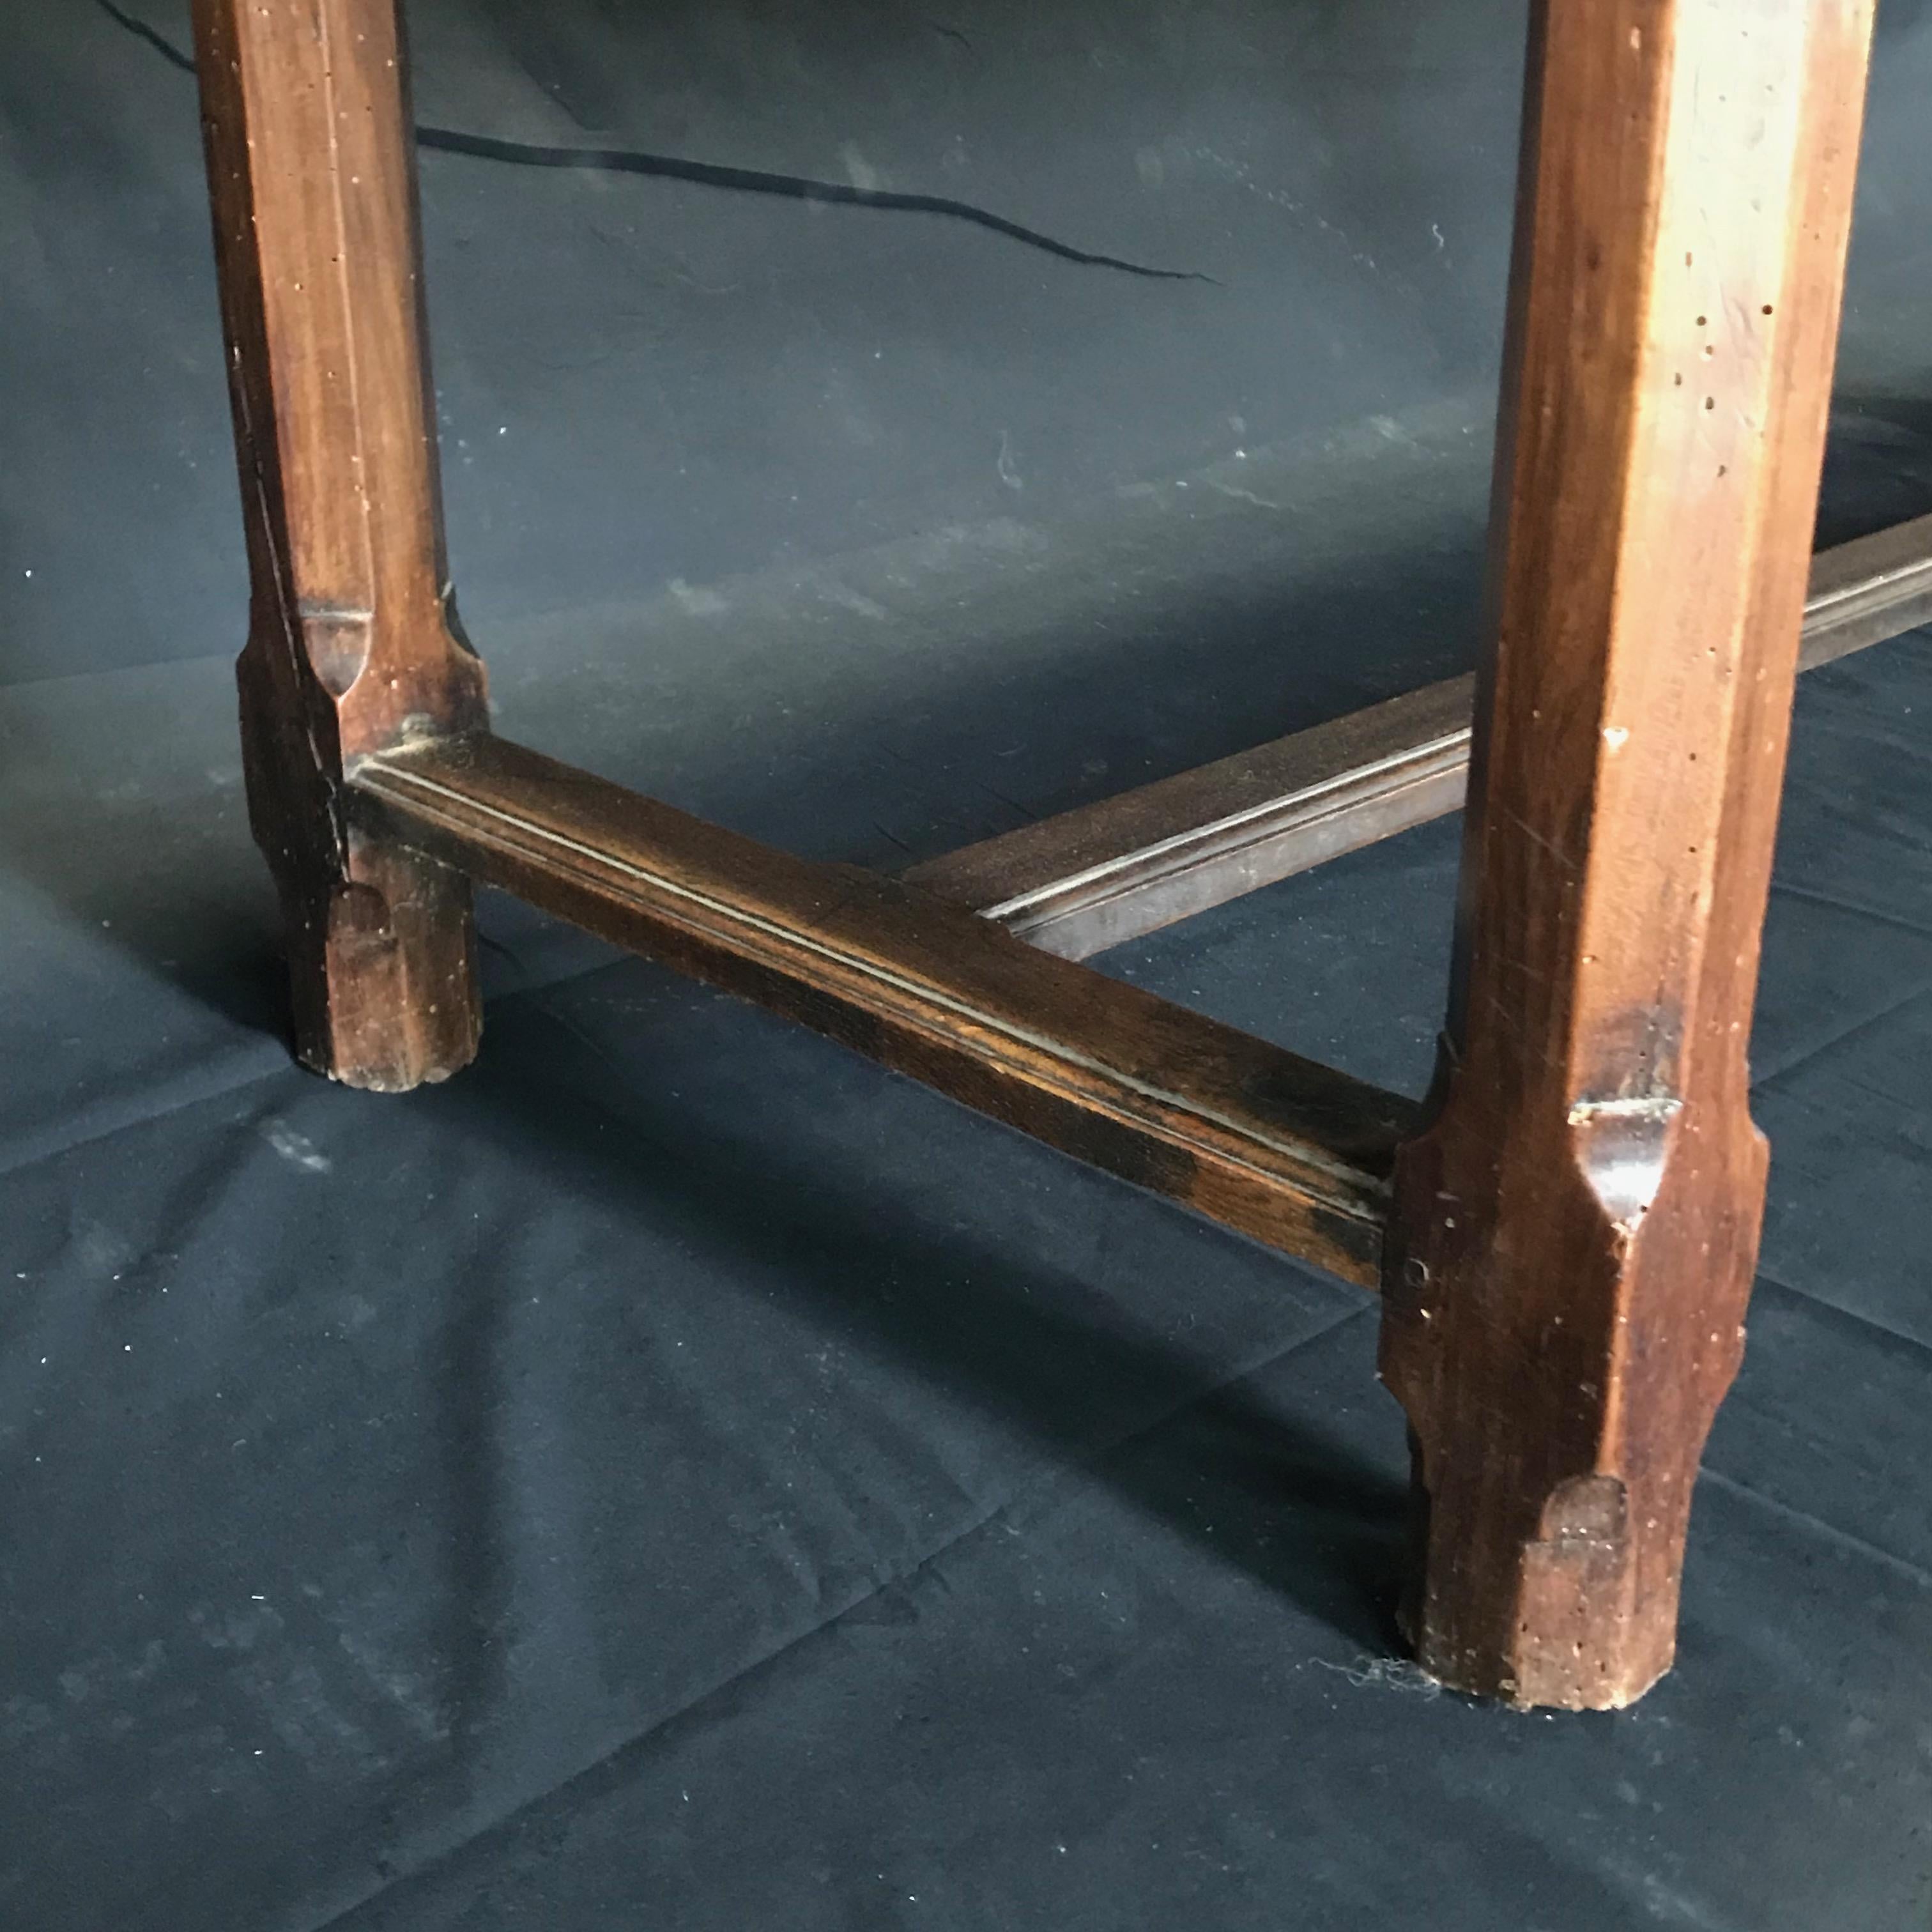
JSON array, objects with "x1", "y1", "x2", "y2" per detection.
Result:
[
  {"x1": 1381, "y1": 0, "x2": 1876, "y2": 1708},
  {"x1": 194, "y1": 0, "x2": 487, "y2": 1090}
]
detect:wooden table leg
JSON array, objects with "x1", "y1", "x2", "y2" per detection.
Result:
[
  {"x1": 194, "y1": 0, "x2": 487, "y2": 1090},
  {"x1": 1381, "y1": 0, "x2": 1875, "y2": 1708}
]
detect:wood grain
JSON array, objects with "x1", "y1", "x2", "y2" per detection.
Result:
[
  {"x1": 350, "y1": 735, "x2": 1416, "y2": 1287},
  {"x1": 194, "y1": 0, "x2": 486, "y2": 1089},
  {"x1": 1379, "y1": 0, "x2": 1876, "y2": 1708},
  {"x1": 908, "y1": 679, "x2": 1473, "y2": 956},
  {"x1": 1800, "y1": 511, "x2": 1932, "y2": 666},
  {"x1": 912, "y1": 519, "x2": 1931, "y2": 960}
]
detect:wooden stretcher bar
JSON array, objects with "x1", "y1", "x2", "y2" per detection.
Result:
[{"x1": 911, "y1": 515, "x2": 1932, "y2": 960}]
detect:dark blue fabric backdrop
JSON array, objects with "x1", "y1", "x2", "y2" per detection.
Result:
[{"x1": 1, "y1": 4, "x2": 1929, "y2": 1926}]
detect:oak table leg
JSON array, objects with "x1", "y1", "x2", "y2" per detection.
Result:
[
  {"x1": 1381, "y1": 0, "x2": 1875, "y2": 1708},
  {"x1": 194, "y1": 0, "x2": 486, "y2": 1090}
]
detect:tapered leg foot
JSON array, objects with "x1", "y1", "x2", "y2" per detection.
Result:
[{"x1": 275, "y1": 843, "x2": 480, "y2": 1092}]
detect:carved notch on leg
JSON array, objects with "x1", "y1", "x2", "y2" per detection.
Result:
[
  {"x1": 1383, "y1": 1098, "x2": 1757, "y2": 1709},
  {"x1": 1380, "y1": 0, "x2": 1875, "y2": 1708},
  {"x1": 195, "y1": 0, "x2": 486, "y2": 1088}
]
